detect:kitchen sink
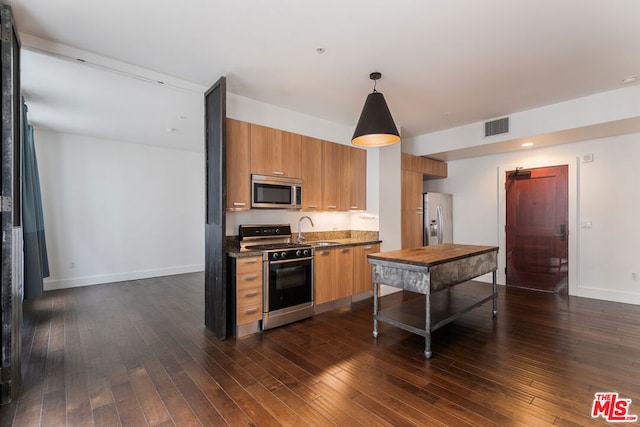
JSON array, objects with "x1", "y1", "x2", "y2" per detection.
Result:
[{"x1": 310, "y1": 241, "x2": 339, "y2": 246}]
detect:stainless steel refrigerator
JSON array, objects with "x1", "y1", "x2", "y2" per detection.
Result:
[{"x1": 423, "y1": 192, "x2": 453, "y2": 245}]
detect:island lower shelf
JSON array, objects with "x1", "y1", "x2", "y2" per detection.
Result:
[{"x1": 375, "y1": 281, "x2": 495, "y2": 338}]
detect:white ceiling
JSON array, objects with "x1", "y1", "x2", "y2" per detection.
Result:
[{"x1": 8, "y1": 0, "x2": 640, "y2": 152}]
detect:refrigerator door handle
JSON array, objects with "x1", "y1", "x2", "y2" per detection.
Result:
[{"x1": 436, "y1": 205, "x2": 444, "y2": 244}]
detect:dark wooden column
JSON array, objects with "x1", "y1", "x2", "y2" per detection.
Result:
[
  {"x1": 1, "y1": 3, "x2": 22, "y2": 405},
  {"x1": 203, "y1": 77, "x2": 227, "y2": 339}
]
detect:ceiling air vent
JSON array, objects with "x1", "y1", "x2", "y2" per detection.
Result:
[{"x1": 484, "y1": 117, "x2": 509, "y2": 137}]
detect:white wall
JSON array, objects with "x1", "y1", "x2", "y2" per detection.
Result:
[
  {"x1": 35, "y1": 129, "x2": 205, "y2": 290},
  {"x1": 426, "y1": 132, "x2": 640, "y2": 305}
]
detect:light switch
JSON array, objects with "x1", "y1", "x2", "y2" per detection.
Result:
[{"x1": 581, "y1": 221, "x2": 592, "y2": 229}]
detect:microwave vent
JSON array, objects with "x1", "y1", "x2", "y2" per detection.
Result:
[{"x1": 484, "y1": 117, "x2": 509, "y2": 137}]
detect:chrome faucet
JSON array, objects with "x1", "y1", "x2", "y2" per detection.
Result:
[{"x1": 297, "y1": 216, "x2": 314, "y2": 244}]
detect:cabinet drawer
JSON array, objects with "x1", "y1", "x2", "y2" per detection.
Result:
[
  {"x1": 237, "y1": 303, "x2": 262, "y2": 324},
  {"x1": 237, "y1": 286, "x2": 262, "y2": 306},
  {"x1": 237, "y1": 271, "x2": 262, "y2": 290},
  {"x1": 237, "y1": 256, "x2": 262, "y2": 274}
]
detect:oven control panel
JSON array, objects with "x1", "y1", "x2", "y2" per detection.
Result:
[{"x1": 269, "y1": 248, "x2": 313, "y2": 261}]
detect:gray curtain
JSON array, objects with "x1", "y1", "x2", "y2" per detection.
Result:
[{"x1": 21, "y1": 98, "x2": 49, "y2": 299}]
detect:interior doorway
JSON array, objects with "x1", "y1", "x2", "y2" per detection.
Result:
[{"x1": 505, "y1": 165, "x2": 568, "y2": 294}]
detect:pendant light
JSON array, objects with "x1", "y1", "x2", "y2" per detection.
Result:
[{"x1": 351, "y1": 72, "x2": 400, "y2": 147}]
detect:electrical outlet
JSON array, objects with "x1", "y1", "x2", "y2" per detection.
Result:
[
  {"x1": 582, "y1": 153, "x2": 594, "y2": 163},
  {"x1": 632, "y1": 272, "x2": 638, "y2": 281}
]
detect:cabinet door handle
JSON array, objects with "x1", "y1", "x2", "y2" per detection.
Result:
[
  {"x1": 243, "y1": 274, "x2": 258, "y2": 281},
  {"x1": 272, "y1": 171, "x2": 284, "y2": 175},
  {"x1": 319, "y1": 251, "x2": 330, "y2": 256},
  {"x1": 327, "y1": 205, "x2": 337, "y2": 209},
  {"x1": 243, "y1": 259, "x2": 258, "y2": 264},
  {"x1": 307, "y1": 205, "x2": 318, "y2": 208},
  {"x1": 244, "y1": 308, "x2": 258, "y2": 315},
  {"x1": 243, "y1": 291, "x2": 258, "y2": 298},
  {"x1": 233, "y1": 202, "x2": 247, "y2": 207},
  {"x1": 341, "y1": 248, "x2": 350, "y2": 253},
  {"x1": 364, "y1": 246, "x2": 372, "y2": 250},
  {"x1": 350, "y1": 205, "x2": 358, "y2": 209}
]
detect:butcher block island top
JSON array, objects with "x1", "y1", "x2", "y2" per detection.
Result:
[
  {"x1": 367, "y1": 243, "x2": 498, "y2": 267},
  {"x1": 367, "y1": 243, "x2": 499, "y2": 358}
]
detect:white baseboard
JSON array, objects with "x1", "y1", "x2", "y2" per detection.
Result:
[
  {"x1": 43, "y1": 264, "x2": 204, "y2": 291},
  {"x1": 575, "y1": 286, "x2": 640, "y2": 306}
]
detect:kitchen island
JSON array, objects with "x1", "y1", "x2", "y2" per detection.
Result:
[{"x1": 367, "y1": 244, "x2": 499, "y2": 358}]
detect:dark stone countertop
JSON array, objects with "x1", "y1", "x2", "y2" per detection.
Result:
[{"x1": 227, "y1": 237, "x2": 382, "y2": 258}]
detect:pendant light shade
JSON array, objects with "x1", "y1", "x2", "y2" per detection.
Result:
[{"x1": 352, "y1": 72, "x2": 400, "y2": 147}]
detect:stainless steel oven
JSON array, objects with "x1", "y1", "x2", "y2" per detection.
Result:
[
  {"x1": 239, "y1": 224, "x2": 314, "y2": 330},
  {"x1": 262, "y1": 248, "x2": 314, "y2": 330}
]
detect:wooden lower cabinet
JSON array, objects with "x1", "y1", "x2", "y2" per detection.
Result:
[
  {"x1": 314, "y1": 249, "x2": 336, "y2": 305},
  {"x1": 315, "y1": 244, "x2": 379, "y2": 305},
  {"x1": 314, "y1": 247, "x2": 354, "y2": 304},
  {"x1": 352, "y1": 243, "x2": 380, "y2": 294},
  {"x1": 234, "y1": 256, "x2": 263, "y2": 325},
  {"x1": 334, "y1": 247, "x2": 354, "y2": 300}
]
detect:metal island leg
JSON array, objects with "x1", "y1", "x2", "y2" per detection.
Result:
[
  {"x1": 373, "y1": 282, "x2": 379, "y2": 338},
  {"x1": 425, "y1": 289, "x2": 432, "y2": 359},
  {"x1": 492, "y1": 270, "x2": 498, "y2": 317}
]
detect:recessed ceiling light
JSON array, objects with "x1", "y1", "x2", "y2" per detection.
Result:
[
  {"x1": 622, "y1": 75, "x2": 637, "y2": 84},
  {"x1": 316, "y1": 47, "x2": 325, "y2": 54},
  {"x1": 166, "y1": 127, "x2": 176, "y2": 133},
  {"x1": 521, "y1": 142, "x2": 534, "y2": 147}
]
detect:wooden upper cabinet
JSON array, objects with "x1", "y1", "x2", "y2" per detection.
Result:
[
  {"x1": 226, "y1": 119, "x2": 367, "y2": 212},
  {"x1": 322, "y1": 141, "x2": 350, "y2": 210},
  {"x1": 250, "y1": 123, "x2": 301, "y2": 178},
  {"x1": 301, "y1": 136, "x2": 323, "y2": 210},
  {"x1": 226, "y1": 118, "x2": 251, "y2": 210},
  {"x1": 401, "y1": 152, "x2": 447, "y2": 178},
  {"x1": 420, "y1": 156, "x2": 447, "y2": 178},
  {"x1": 281, "y1": 130, "x2": 302, "y2": 177},
  {"x1": 401, "y1": 152, "x2": 418, "y2": 172},
  {"x1": 349, "y1": 146, "x2": 367, "y2": 210}
]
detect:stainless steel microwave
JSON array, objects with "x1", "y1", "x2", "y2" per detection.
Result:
[{"x1": 251, "y1": 174, "x2": 302, "y2": 209}]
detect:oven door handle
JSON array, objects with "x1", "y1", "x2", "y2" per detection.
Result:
[{"x1": 269, "y1": 257, "x2": 314, "y2": 265}]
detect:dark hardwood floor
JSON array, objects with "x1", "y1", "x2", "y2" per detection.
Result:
[{"x1": 2, "y1": 272, "x2": 639, "y2": 426}]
